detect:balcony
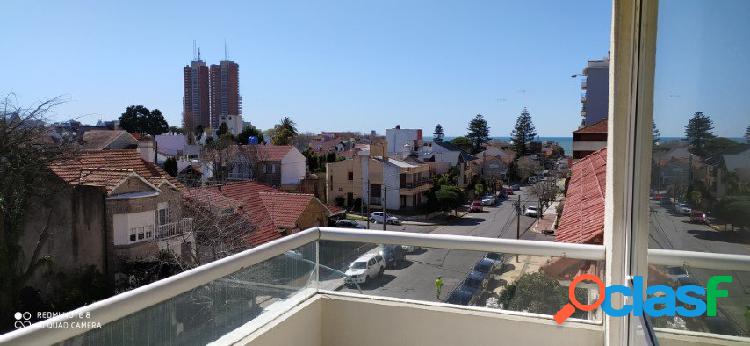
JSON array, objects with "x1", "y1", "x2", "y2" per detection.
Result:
[
  {"x1": 3, "y1": 227, "x2": 748, "y2": 346},
  {"x1": 156, "y1": 218, "x2": 193, "y2": 239},
  {"x1": 399, "y1": 179, "x2": 432, "y2": 189}
]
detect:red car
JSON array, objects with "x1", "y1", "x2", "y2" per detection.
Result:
[
  {"x1": 470, "y1": 200, "x2": 483, "y2": 213},
  {"x1": 505, "y1": 188, "x2": 514, "y2": 195},
  {"x1": 690, "y1": 210, "x2": 707, "y2": 224}
]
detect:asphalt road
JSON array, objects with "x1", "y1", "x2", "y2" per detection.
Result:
[
  {"x1": 337, "y1": 188, "x2": 542, "y2": 302},
  {"x1": 649, "y1": 200, "x2": 750, "y2": 335}
]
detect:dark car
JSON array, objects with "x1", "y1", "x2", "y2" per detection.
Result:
[
  {"x1": 379, "y1": 244, "x2": 405, "y2": 268},
  {"x1": 446, "y1": 285, "x2": 475, "y2": 306},
  {"x1": 473, "y1": 258, "x2": 495, "y2": 274},
  {"x1": 511, "y1": 184, "x2": 521, "y2": 191},
  {"x1": 463, "y1": 270, "x2": 486, "y2": 291},
  {"x1": 334, "y1": 219, "x2": 364, "y2": 229}
]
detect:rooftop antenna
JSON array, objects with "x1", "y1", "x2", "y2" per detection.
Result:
[
  {"x1": 198, "y1": 47, "x2": 201, "y2": 60},
  {"x1": 224, "y1": 39, "x2": 228, "y2": 60},
  {"x1": 192, "y1": 40, "x2": 197, "y2": 61}
]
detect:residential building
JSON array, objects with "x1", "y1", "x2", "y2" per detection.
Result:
[
  {"x1": 474, "y1": 149, "x2": 513, "y2": 183},
  {"x1": 209, "y1": 59, "x2": 242, "y2": 131},
  {"x1": 580, "y1": 56, "x2": 609, "y2": 126},
  {"x1": 572, "y1": 118, "x2": 608, "y2": 159},
  {"x1": 183, "y1": 52, "x2": 210, "y2": 137},
  {"x1": 419, "y1": 140, "x2": 476, "y2": 175},
  {"x1": 326, "y1": 148, "x2": 432, "y2": 210},
  {"x1": 184, "y1": 181, "x2": 332, "y2": 262},
  {"x1": 217, "y1": 145, "x2": 307, "y2": 188},
  {"x1": 716, "y1": 148, "x2": 750, "y2": 197},
  {"x1": 18, "y1": 149, "x2": 194, "y2": 297},
  {"x1": 385, "y1": 125, "x2": 422, "y2": 157}
]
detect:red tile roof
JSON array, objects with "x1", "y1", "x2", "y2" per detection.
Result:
[
  {"x1": 251, "y1": 145, "x2": 295, "y2": 161},
  {"x1": 49, "y1": 149, "x2": 181, "y2": 190},
  {"x1": 556, "y1": 148, "x2": 607, "y2": 244},
  {"x1": 574, "y1": 118, "x2": 608, "y2": 134},
  {"x1": 187, "y1": 181, "x2": 328, "y2": 247}
]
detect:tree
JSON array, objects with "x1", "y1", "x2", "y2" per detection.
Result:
[
  {"x1": 237, "y1": 125, "x2": 264, "y2": 144},
  {"x1": 271, "y1": 117, "x2": 298, "y2": 145},
  {"x1": 168, "y1": 126, "x2": 184, "y2": 134},
  {"x1": 450, "y1": 136, "x2": 473, "y2": 153},
  {"x1": 510, "y1": 107, "x2": 537, "y2": 156},
  {"x1": 118, "y1": 105, "x2": 169, "y2": 136},
  {"x1": 515, "y1": 156, "x2": 541, "y2": 182},
  {"x1": 183, "y1": 189, "x2": 256, "y2": 264},
  {"x1": 0, "y1": 96, "x2": 75, "y2": 332},
  {"x1": 745, "y1": 124, "x2": 750, "y2": 144},
  {"x1": 466, "y1": 114, "x2": 490, "y2": 153},
  {"x1": 497, "y1": 272, "x2": 586, "y2": 318},
  {"x1": 653, "y1": 121, "x2": 661, "y2": 146},
  {"x1": 164, "y1": 157, "x2": 178, "y2": 177},
  {"x1": 436, "y1": 185, "x2": 466, "y2": 215},
  {"x1": 433, "y1": 124, "x2": 445, "y2": 142},
  {"x1": 217, "y1": 122, "x2": 229, "y2": 136},
  {"x1": 684, "y1": 111, "x2": 715, "y2": 157}
]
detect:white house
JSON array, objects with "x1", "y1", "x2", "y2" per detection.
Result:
[{"x1": 386, "y1": 126, "x2": 423, "y2": 157}]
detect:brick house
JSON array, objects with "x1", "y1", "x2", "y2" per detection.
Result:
[{"x1": 20, "y1": 149, "x2": 194, "y2": 290}]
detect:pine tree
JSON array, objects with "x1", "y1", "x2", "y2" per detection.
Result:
[
  {"x1": 510, "y1": 107, "x2": 537, "y2": 156},
  {"x1": 434, "y1": 124, "x2": 445, "y2": 142},
  {"x1": 745, "y1": 124, "x2": 750, "y2": 144},
  {"x1": 652, "y1": 121, "x2": 661, "y2": 146},
  {"x1": 684, "y1": 112, "x2": 715, "y2": 157},
  {"x1": 466, "y1": 114, "x2": 490, "y2": 153}
]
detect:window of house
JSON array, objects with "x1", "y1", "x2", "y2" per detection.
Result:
[
  {"x1": 158, "y1": 208, "x2": 168, "y2": 226},
  {"x1": 348, "y1": 171, "x2": 353, "y2": 180},
  {"x1": 145, "y1": 225, "x2": 153, "y2": 239}
]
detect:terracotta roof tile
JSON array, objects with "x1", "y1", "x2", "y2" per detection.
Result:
[
  {"x1": 574, "y1": 118, "x2": 608, "y2": 134},
  {"x1": 187, "y1": 181, "x2": 327, "y2": 247},
  {"x1": 556, "y1": 148, "x2": 607, "y2": 244},
  {"x1": 81, "y1": 130, "x2": 137, "y2": 150},
  {"x1": 49, "y1": 149, "x2": 181, "y2": 190}
]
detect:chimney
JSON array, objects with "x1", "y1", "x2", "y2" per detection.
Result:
[{"x1": 137, "y1": 137, "x2": 155, "y2": 163}]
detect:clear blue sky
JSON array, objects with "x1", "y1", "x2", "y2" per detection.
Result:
[{"x1": 2, "y1": 1, "x2": 746, "y2": 137}]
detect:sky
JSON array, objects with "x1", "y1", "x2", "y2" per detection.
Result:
[{"x1": 1, "y1": 1, "x2": 747, "y2": 138}]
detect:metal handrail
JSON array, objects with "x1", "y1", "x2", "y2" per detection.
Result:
[{"x1": 3, "y1": 226, "x2": 750, "y2": 345}]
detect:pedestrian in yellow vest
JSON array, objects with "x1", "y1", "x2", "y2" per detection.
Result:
[{"x1": 435, "y1": 276, "x2": 444, "y2": 300}]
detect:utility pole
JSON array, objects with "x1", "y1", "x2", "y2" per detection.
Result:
[
  {"x1": 383, "y1": 184, "x2": 387, "y2": 231},
  {"x1": 366, "y1": 179, "x2": 370, "y2": 229},
  {"x1": 516, "y1": 194, "x2": 521, "y2": 241}
]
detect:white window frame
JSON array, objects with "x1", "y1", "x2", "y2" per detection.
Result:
[{"x1": 608, "y1": 0, "x2": 659, "y2": 344}]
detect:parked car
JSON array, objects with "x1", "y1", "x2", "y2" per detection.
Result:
[
  {"x1": 511, "y1": 184, "x2": 521, "y2": 191},
  {"x1": 528, "y1": 176, "x2": 538, "y2": 184},
  {"x1": 401, "y1": 244, "x2": 417, "y2": 253},
  {"x1": 484, "y1": 253, "x2": 504, "y2": 267},
  {"x1": 481, "y1": 195, "x2": 496, "y2": 206},
  {"x1": 473, "y1": 258, "x2": 495, "y2": 274},
  {"x1": 505, "y1": 188, "x2": 514, "y2": 195},
  {"x1": 470, "y1": 200, "x2": 483, "y2": 213},
  {"x1": 463, "y1": 270, "x2": 486, "y2": 291},
  {"x1": 524, "y1": 205, "x2": 539, "y2": 217},
  {"x1": 677, "y1": 203, "x2": 691, "y2": 215},
  {"x1": 446, "y1": 285, "x2": 475, "y2": 305},
  {"x1": 665, "y1": 266, "x2": 690, "y2": 285},
  {"x1": 335, "y1": 219, "x2": 365, "y2": 229},
  {"x1": 689, "y1": 210, "x2": 707, "y2": 224},
  {"x1": 370, "y1": 212, "x2": 401, "y2": 225},
  {"x1": 344, "y1": 254, "x2": 385, "y2": 285},
  {"x1": 379, "y1": 244, "x2": 405, "y2": 268}
]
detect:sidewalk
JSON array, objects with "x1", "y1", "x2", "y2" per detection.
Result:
[{"x1": 530, "y1": 201, "x2": 559, "y2": 235}]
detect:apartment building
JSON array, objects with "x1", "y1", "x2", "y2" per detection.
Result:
[
  {"x1": 183, "y1": 53, "x2": 210, "y2": 137},
  {"x1": 209, "y1": 59, "x2": 242, "y2": 130},
  {"x1": 580, "y1": 56, "x2": 609, "y2": 126},
  {"x1": 572, "y1": 118, "x2": 608, "y2": 159},
  {"x1": 326, "y1": 147, "x2": 432, "y2": 211}
]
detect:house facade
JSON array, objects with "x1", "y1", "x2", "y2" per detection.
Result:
[{"x1": 20, "y1": 150, "x2": 194, "y2": 293}]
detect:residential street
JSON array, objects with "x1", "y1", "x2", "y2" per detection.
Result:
[
  {"x1": 649, "y1": 200, "x2": 750, "y2": 335},
  {"x1": 335, "y1": 188, "x2": 546, "y2": 302}
]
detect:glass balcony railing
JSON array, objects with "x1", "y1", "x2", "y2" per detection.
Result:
[{"x1": 2, "y1": 227, "x2": 749, "y2": 345}]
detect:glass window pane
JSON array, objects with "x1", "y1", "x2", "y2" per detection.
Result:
[{"x1": 648, "y1": 0, "x2": 750, "y2": 338}]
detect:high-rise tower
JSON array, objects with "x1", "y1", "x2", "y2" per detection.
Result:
[{"x1": 183, "y1": 42, "x2": 210, "y2": 140}]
